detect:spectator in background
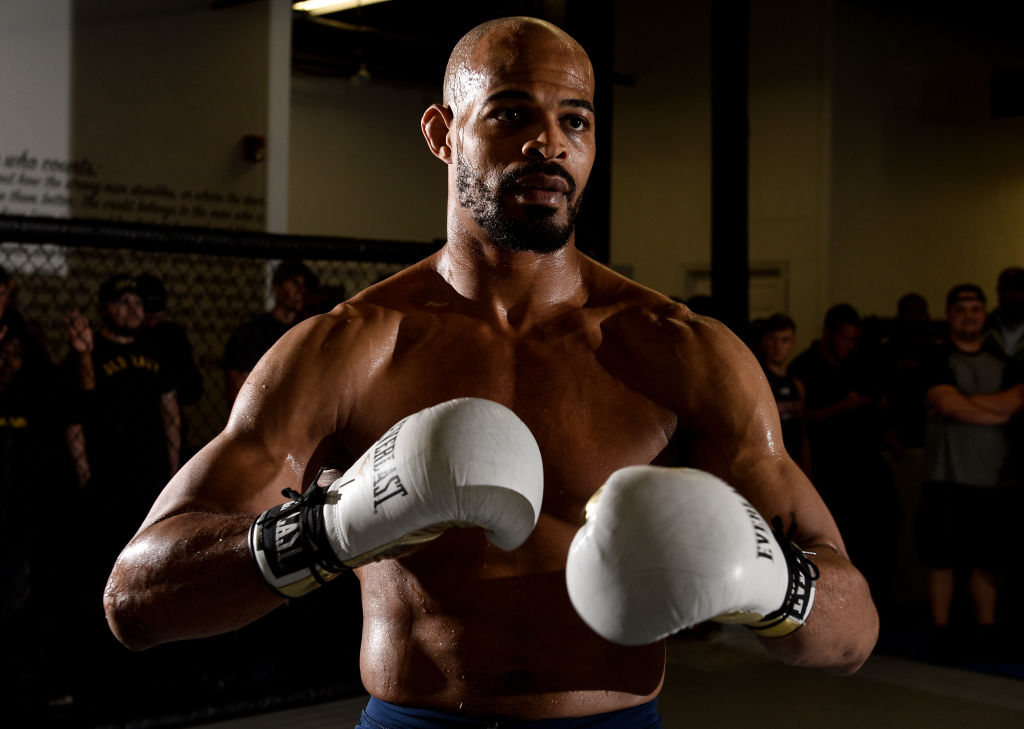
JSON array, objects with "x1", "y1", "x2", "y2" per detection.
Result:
[
  {"x1": 0, "y1": 334, "x2": 34, "y2": 625},
  {"x1": 61, "y1": 273, "x2": 182, "y2": 707},
  {"x1": 63, "y1": 274, "x2": 181, "y2": 553},
  {"x1": 0, "y1": 266, "x2": 51, "y2": 369},
  {"x1": 983, "y1": 267, "x2": 1024, "y2": 483},
  {"x1": 302, "y1": 283, "x2": 348, "y2": 318},
  {"x1": 917, "y1": 283, "x2": 1024, "y2": 662},
  {"x1": 877, "y1": 292, "x2": 941, "y2": 454},
  {"x1": 985, "y1": 266, "x2": 1024, "y2": 362},
  {"x1": 789, "y1": 304, "x2": 878, "y2": 477},
  {"x1": 223, "y1": 260, "x2": 318, "y2": 405},
  {"x1": 136, "y1": 273, "x2": 204, "y2": 459},
  {"x1": 0, "y1": 325, "x2": 68, "y2": 702},
  {"x1": 789, "y1": 303, "x2": 901, "y2": 624},
  {"x1": 983, "y1": 267, "x2": 1024, "y2": 632},
  {"x1": 754, "y1": 313, "x2": 811, "y2": 475}
]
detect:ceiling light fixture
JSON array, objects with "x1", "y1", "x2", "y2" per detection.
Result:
[{"x1": 293, "y1": 0, "x2": 391, "y2": 15}]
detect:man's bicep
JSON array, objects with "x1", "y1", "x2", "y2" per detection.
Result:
[
  {"x1": 926, "y1": 383, "x2": 960, "y2": 411},
  {"x1": 686, "y1": 347, "x2": 844, "y2": 553},
  {"x1": 141, "y1": 429, "x2": 300, "y2": 531},
  {"x1": 693, "y1": 416, "x2": 845, "y2": 555},
  {"x1": 146, "y1": 322, "x2": 345, "y2": 528}
]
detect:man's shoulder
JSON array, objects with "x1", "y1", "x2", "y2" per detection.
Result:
[
  {"x1": 587, "y1": 287, "x2": 710, "y2": 347},
  {"x1": 283, "y1": 284, "x2": 415, "y2": 359},
  {"x1": 345, "y1": 256, "x2": 448, "y2": 307},
  {"x1": 587, "y1": 275, "x2": 751, "y2": 387},
  {"x1": 580, "y1": 259, "x2": 689, "y2": 321}
]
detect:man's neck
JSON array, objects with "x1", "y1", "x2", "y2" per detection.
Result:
[
  {"x1": 271, "y1": 307, "x2": 298, "y2": 325},
  {"x1": 763, "y1": 359, "x2": 787, "y2": 377},
  {"x1": 101, "y1": 327, "x2": 135, "y2": 345},
  {"x1": 436, "y1": 235, "x2": 587, "y2": 326},
  {"x1": 815, "y1": 340, "x2": 840, "y2": 367},
  {"x1": 951, "y1": 334, "x2": 983, "y2": 353}
]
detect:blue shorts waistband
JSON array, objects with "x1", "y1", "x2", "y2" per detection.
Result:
[{"x1": 357, "y1": 696, "x2": 662, "y2": 729}]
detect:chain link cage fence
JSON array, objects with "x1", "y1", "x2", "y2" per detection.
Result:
[
  {"x1": 1, "y1": 214, "x2": 439, "y2": 454},
  {"x1": 0, "y1": 214, "x2": 440, "y2": 727}
]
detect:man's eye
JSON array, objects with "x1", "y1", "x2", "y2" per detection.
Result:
[
  {"x1": 564, "y1": 116, "x2": 589, "y2": 131},
  {"x1": 494, "y1": 108, "x2": 521, "y2": 122}
]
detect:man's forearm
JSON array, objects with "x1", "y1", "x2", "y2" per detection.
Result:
[
  {"x1": 104, "y1": 511, "x2": 285, "y2": 650},
  {"x1": 757, "y1": 548, "x2": 878, "y2": 675},
  {"x1": 968, "y1": 385, "x2": 1024, "y2": 418},
  {"x1": 77, "y1": 350, "x2": 96, "y2": 391},
  {"x1": 161, "y1": 391, "x2": 181, "y2": 474},
  {"x1": 928, "y1": 386, "x2": 1010, "y2": 425},
  {"x1": 65, "y1": 423, "x2": 90, "y2": 488}
]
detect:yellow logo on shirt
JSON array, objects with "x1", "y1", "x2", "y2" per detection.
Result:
[{"x1": 101, "y1": 354, "x2": 161, "y2": 377}]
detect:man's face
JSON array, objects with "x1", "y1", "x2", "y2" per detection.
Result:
[
  {"x1": 760, "y1": 328, "x2": 795, "y2": 367},
  {"x1": 274, "y1": 275, "x2": 307, "y2": 313},
  {"x1": 449, "y1": 34, "x2": 596, "y2": 253},
  {"x1": 947, "y1": 297, "x2": 987, "y2": 340},
  {"x1": 102, "y1": 292, "x2": 145, "y2": 334},
  {"x1": 825, "y1": 323, "x2": 861, "y2": 362},
  {"x1": 998, "y1": 287, "x2": 1024, "y2": 322}
]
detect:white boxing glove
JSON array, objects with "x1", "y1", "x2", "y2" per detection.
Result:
[
  {"x1": 565, "y1": 466, "x2": 817, "y2": 646},
  {"x1": 250, "y1": 398, "x2": 544, "y2": 597}
]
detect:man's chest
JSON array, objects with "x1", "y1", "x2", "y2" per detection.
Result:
[
  {"x1": 341, "y1": 319, "x2": 680, "y2": 522},
  {"x1": 89, "y1": 342, "x2": 164, "y2": 393},
  {"x1": 949, "y1": 350, "x2": 1007, "y2": 395}
]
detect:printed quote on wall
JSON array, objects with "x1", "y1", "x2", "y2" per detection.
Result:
[{"x1": 1, "y1": 149, "x2": 265, "y2": 229}]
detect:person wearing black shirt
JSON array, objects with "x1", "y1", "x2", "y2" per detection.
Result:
[{"x1": 222, "y1": 260, "x2": 318, "y2": 405}]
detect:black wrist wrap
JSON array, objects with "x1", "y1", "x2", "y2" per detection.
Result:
[
  {"x1": 248, "y1": 469, "x2": 349, "y2": 598},
  {"x1": 745, "y1": 516, "x2": 819, "y2": 638}
]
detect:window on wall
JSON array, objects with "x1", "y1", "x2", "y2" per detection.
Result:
[{"x1": 680, "y1": 262, "x2": 789, "y2": 321}]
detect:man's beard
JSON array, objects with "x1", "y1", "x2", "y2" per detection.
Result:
[
  {"x1": 456, "y1": 157, "x2": 584, "y2": 253},
  {"x1": 105, "y1": 321, "x2": 140, "y2": 338},
  {"x1": 952, "y1": 326, "x2": 983, "y2": 343}
]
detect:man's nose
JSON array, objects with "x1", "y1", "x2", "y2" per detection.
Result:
[{"x1": 522, "y1": 119, "x2": 568, "y2": 160}]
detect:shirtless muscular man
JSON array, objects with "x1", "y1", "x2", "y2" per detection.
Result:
[{"x1": 104, "y1": 16, "x2": 878, "y2": 728}]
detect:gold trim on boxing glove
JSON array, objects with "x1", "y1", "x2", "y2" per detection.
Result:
[
  {"x1": 340, "y1": 520, "x2": 479, "y2": 568},
  {"x1": 581, "y1": 484, "x2": 606, "y2": 524},
  {"x1": 745, "y1": 614, "x2": 809, "y2": 638},
  {"x1": 745, "y1": 535, "x2": 818, "y2": 639}
]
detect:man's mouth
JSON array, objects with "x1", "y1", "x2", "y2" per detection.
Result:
[
  {"x1": 510, "y1": 173, "x2": 572, "y2": 205},
  {"x1": 515, "y1": 173, "x2": 570, "y2": 193}
]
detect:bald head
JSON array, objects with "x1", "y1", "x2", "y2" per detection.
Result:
[
  {"x1": 422, "y1": 16, "x2": 597, "y2": 254},
  {"x1": 443, "y1": 17, "x2": 592, "y2": 109}
]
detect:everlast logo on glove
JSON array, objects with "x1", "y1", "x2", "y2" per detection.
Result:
[
  {"x1": 740, "y1": 500, "x2": 775, "y2": 561},
  {"x1": 248, "y1": 484, "x2": 345, "y2": 599},
  {"x1": 272, "y1": 508, "x2": 303, "y2": 563},
  {"x1": 372, "y1": 420, "x2": 409, "y2": 511}
]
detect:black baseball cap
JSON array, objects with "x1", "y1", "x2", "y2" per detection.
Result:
[
  {"x1": 99, "y1": 274, "x2": 142, "y2": 304},
  {"x1": 273, "y1": 260, "x2": 318, "y2": 288},
  {"x1": 946, "y1": 283, "x2": 985, "y2": 309}
]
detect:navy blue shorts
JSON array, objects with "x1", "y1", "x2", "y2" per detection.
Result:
[{"x1": 355, "y1": 697, "x2": 662, "y2": 728}]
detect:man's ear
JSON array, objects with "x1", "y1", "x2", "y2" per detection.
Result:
[{"x1": 421, "y1": 104, "x2": 454, "y2": 164}]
